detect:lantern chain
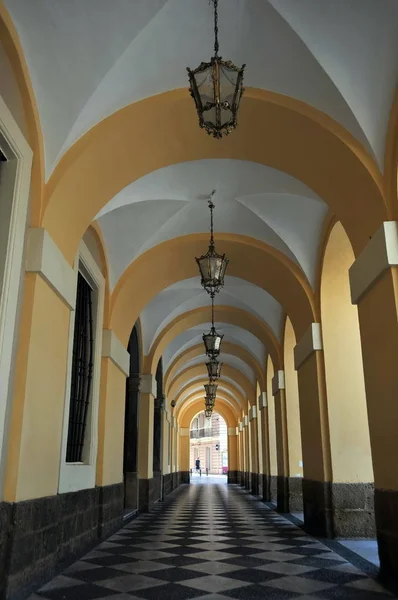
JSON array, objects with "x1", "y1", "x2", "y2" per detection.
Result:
[
  {"x1": 208, "y1": 189, "x2": 216, "y2": 251},
  {"x1": 212, "y1": 0, "x2": 219, "y2": 57}
]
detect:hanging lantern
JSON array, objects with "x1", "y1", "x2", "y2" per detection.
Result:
[
  {"x1": 203, "y1": 296, "x2": 223, "y2": 358},
  {"x1": 205, "y1": 408, "x2": 213, "y2": 419},
  {"x1": 206, "y1": 358, "x2": 222, "y2": 380},
  {"x1": 204, "y1": 382, "x2": 218, "y2": 398},
  {"x1": 195, "y1": 192, "x2": 229, "y2": 297},
  {"x1": 187, "y1": 0, "x2": 245, "y2": 139}
]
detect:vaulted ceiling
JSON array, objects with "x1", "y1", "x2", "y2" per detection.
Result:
[{"x1": 3, "y1": 0, "x2": 398, "y2": 417}]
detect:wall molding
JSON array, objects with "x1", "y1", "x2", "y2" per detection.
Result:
[
  {"x1": 249, "y1": 406, "x2": 257, "y2": 421},
  {"x1": 258, "y1": 392, "x2": 267, "y2": 410},
  {"x1": 140, "y1": 374, "x2": 157, "y2": 397},
  {"x1": 272, "y1": 370, "x2": 285, "y2": 395},
  {"x1": 26, "y1": 228, "x2": 76, "y2": 309},
  {"x1": 228, "y1": 427, "x2": 238, "y2": 436},
  {"x1": 102, "y1": 330, "x2": 129, "y2": 376},
  {"x1": 294, "y1": 323, "x2": 322, "y2": 370},
  {"x1": 349, "y1": 221, "x2": 398, "y2": 304}
]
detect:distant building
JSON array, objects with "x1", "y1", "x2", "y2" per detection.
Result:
[{"x1": 189, "y1": 412, "x2": 228, "y2": 474}]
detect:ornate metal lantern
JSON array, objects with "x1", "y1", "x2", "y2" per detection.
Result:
[
  {"x1": 204, "y1": 382, "x2": 218, "y2": 398},
  {"x1": 187, "y1": 0, "x2": 245, "y2": 139},
  {"x1": 206, "y1": 358, "x2": 222, "y2": 380},
  {"x1": 205, "y1": 395, "x2": 215, "y2": 408},
  {"x1": 205, "y1": 408, "x2": 213, "y2": 419},
  {"x1": 203, "y1": 296, "x2": 223, "y2": 358},
  {"x1": 195, "y1": 191, "x2": 229, "y2": 297}
]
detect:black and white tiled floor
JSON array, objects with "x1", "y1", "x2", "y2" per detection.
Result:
[{"x1": 29, "y1": 483, "x2": 395, "y2": 600}]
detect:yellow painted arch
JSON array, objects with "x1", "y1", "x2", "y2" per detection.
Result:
[
  {"x1": 0, "y1": 4, "x2": 45, "y2": 224},
  {"x1": 42, "y1": 88, "x2": 386, "y2": 263},
  {"x1": 175, "y1": 388, "x2": 243, "y2": 419},
  {"x1": 170, "y1": 364, "x2": 255, "y2": 406},
  {"x1": 164, "y1": 342, "x2": 265, "y2": 394},
  {"x1": 179, "y1": 399, "x2": 237, "y2": 429},
  {"x1": 145, "y1": 303, "x2": 282, "y2": 375},
  {"x1": 174, "y1": 379, "x2": 245, "y2": 414},
  {"x1": 112, "y1": 234, "x2": 314, "y2": 344}
]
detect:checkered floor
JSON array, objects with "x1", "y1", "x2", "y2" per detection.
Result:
[{"x1": 29, "y1": 483, "x2": 395, "y2": 600}]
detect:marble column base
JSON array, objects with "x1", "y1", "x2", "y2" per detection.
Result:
[
  {"x1": 270, "y1": 475, "x2": 278, "y2": 504},
  {"x1": 262, "y1": 474, "x2": 271, "y2": 502},
  {"x1": 180, "y1": 471, "x2": 190, "y2": 484},
  {"x1": 124, "y1": 471, "x2": 139, "y2": 510}
]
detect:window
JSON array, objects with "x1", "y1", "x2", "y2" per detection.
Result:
[{"x1": 66, "y1": 273, "x2": 94, "y2": 462}]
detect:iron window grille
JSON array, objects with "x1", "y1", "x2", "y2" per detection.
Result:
[{"x1": 66, "y1": 272, "x2": 94, "y2": 462}]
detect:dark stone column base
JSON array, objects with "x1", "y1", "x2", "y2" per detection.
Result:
[
  {"x1": 163, "y1": 473, "x2": 173, "y2": 497},
  {"x1": 172, "y1": 471, "x2": 178, "y2": 490},
  {"x1": 124, "y1": 471, "x2": 138, "y2": 510},
  {"x1": 181, "y1": 471, "x2": 190, "y2": 484},
  {"x1": 138, "y1": 478, "x2": 158, "y2": 512},
  {"x1": 244, "y1": 472, "x2": 250, "y2": 489},
  {"x1": 289, "y1": 477, "x2": 304, "y2": 512},
  {"x1": 277, "y1": 475, "x2": 289, "y2": 513},
  {"x1": 152, "y1": 471, "x2": 162, "y2": 504},
  {"x1": 331, "y1": 482, "x2": 375, "y2": 538},
  {"x1": 270, "y1": 475, "x2": 278, "y2": 504},
  {"x1": 262, "y1": 474, "x2": 271, "y2": 502},
  {"x1": 303, "y1": 478, "x2": 334, "y2": 538},
  {"x1": 239, "y1": 471, "x2": 245, "y2": 487},
  {"x1": 227, "y1": 470, "x2": 238, "y2": 484},
  {"x1": 375, "y1": 488, "x2": 398, "y2": 585},
  {"x1": 251, "y1": 472, "x2": 259, "y2": 496},
  {"x1": 303, "y1": 479, "x2": 375, "y2": 539},
  {"x1": 1, "y1": 483, "x2": 124, "y2": 600}
]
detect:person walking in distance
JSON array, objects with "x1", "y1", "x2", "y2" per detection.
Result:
[{"x1": 195, "y1": 457, "x2": 200, "y2": 473}]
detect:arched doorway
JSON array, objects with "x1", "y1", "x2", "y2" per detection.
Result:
[
  {"x1": 124, "y1": 325, "x2": 140, "y2": 510},
  {"x1": 320, "y1": 221, "x2": 375, "y2": 537},
  {"x1": 190, "y1": 411, "x2": 228, "y2": 481}
]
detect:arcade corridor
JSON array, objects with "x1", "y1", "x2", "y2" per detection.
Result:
[{"x1": 29, "y1": 484, "x2": 394, "y2": 600}]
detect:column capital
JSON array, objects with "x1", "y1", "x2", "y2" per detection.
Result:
[
  {"x1": 180, "y1": 428, "x2": 189, "y2": 437},
  {"x1": 140, "y1": 374, "x2": 157, "y2": 397},
  {"x1": 238, "y1": 421, "x2": 243, "y2": 432},
  {"x1": 272, "y1": 370, "x2": 285, "y2": 395},
  {"x1": 258, "y1": 392, "x2": 267, "y2": 410},
  {"x1": 243, "y1": 415, "x2": 248, "y2": 427},
  {"x1": 249, "y1": 405, "x2": 257, "y2": 421},
  {"x1": 350, "y1": 221, "x2": 398, "y2": 304},
  {"x1": 294, "y1": 323, "x2": 322, "y2": 370},
  {"x1": 228, "y1": 427, "x2": 238, "y2": 436},
  {"x1": 102, "y1": 329, "x2": 129, "y2": 376}
]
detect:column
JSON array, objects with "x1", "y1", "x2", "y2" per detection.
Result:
[
  {"x1": 179, "y1": 426, "x2": 190, "y2": 483},
  {"x1": 227, "y1": 427, "x2": 238, "y2": 483},
  {"x1": 243, "y1": 415, "x2": 250, "y2": 489},
  {"x1": 123, "y1": 373, "x2": 140, "y2": 510},
  {"x1": 249, "y1": 405, "x2": 259, "y2": 495},
  {"x1": 273, "y1": 370, "x2": 290, "y2": 513},
  {"x1": 137, "y1": 374, "x2": 156, "y2": 512},
  {"x1": 259, "y1": 392, "x2": 271, "y2": 501},
  {"x1": 161, "y1": 405, "x2": 172, "y2": 496},
  {"x1": 238, "y1": 422, "x2": 244, "y2": 485},
  {"x1": 152, "y1": 393, "x2": 163, "y2": 502},
  {"x1": 294, "y1": 323, "x2": 333, "y2": 536},
  {"x1": 349, "y1": 222, "x2": 398, "y2": 583}
]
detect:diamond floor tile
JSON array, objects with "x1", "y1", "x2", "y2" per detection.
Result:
[{"x1": 28, "y1": 482, "x2": 395, "y2": 600}]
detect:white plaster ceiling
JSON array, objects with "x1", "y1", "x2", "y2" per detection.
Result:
[
  {"x1": 97, "y1": 160, "x2": 328, "y2": 289},
  {"x1": 173, "y1": 354, "x2": 256, "y2": 387},
  {"x1": 163, "y1": 325, "x2": 267, "y2": 374},
  {"x1": 141, "y1": 276, "x2": 283, "y2": 356},
  {"x1": 5, "y1": 0, "x2": 398, "y2": 176}
]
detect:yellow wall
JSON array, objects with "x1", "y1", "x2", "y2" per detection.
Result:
[
  {"x1": 97, "y1": 358, "x2": 125, "y2": 486},
  {"x1": 266, "y1": 356, "x2": 277, "y2": 476},
  {"x1": 283, "y1": 317, "x2": 303, "y2": 477},
  {"x1": 321, "y1": 222, "x2": 373, "y2": 483},
  {"x1": 6, "y1": 276, "x2": 70, "y2": 500}
]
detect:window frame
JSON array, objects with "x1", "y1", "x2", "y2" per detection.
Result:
[
  {"x1": 0, "y1": 94, "x2": 32, "y2": 499},
  {"x1": 58, "y1": 239, "x2": 105, "y2": 494}
]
